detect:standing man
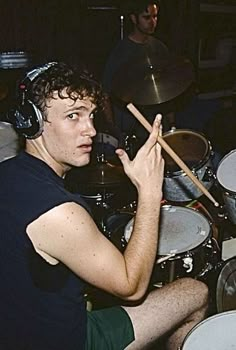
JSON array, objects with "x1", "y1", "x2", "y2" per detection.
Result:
[
  {"x1": 0, "y1": 61, "x2": 208, "y2": 349},
  {"x1": 102, "y1": 0, "x2": 173, "y2": 152}
]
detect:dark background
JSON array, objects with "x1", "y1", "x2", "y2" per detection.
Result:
[
  {"x1": 0, "y1": 0, "x2": 200, "y2": 77},
  {"x1": 0, "y1": 0, "x2": 236, "y2": 156}
]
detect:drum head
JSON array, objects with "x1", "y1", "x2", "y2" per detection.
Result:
[
  {"x1": 162, "y1": 129, "x2": 210, "y2": 173},
  {"x1": 182, "y1": 311, "x2": 236, "y2": 350},
  {"x1": 216, "y1": 150, "x2": 236, "y2": 192},
  {"x1": 216, "y1": 257, "x2": 236, "y2": 313},
  {"x1": 124, "y1": 206, "x2": 210, "y2": 255}
]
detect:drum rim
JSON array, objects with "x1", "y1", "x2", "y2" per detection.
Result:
[
  {"x1": 216, "y1": 150, "x2": 236, "y2": 194},
  {"x1": 163, "y1": 129, "x2": 212, "y2": 175},
  {"x1": 216, "y1": 256, "x2": 236, "y2": 313},
  {"x1": 182, "y1": 310, "x2": 236, "y2": 348}
]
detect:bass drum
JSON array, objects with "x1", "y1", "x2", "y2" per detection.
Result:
[
  {"x1": 181, "y1": 311, "x2": 236, "y2": 350},
  {"x1": 216, "y1": 150, "x2": 236, "y2": 224},
  {"x1": 216, "y1": 256, "x2": 236, "y2": 313},
  {"x1": 162, "y1": 129, "x2": 215, "y2": 202}
]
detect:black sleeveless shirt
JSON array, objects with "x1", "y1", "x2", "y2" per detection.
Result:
[{"x1": 0, "y1": 151, "x2": 91, "y2": 350}]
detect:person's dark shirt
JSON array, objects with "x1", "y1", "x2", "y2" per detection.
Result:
[{"x1": 0, "y1": 151, "x2": 91, "y2": 350}]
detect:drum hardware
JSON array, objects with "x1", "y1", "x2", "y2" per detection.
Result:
[
  {"x1": 93, "y1": 132, "x2": 119, "y2": 164},
  {"x1": 156, "y1": 254, "x2": 175, "y2": 265},
  {"x1": 124, "y1": 134, "x2": 139, "y2": 160},
  {"x1": 201, "y1": 166, "x2": 215, "y2": 183}
]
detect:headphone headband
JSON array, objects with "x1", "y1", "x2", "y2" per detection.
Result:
[
  {"x1": 12, "y1": 61, "x2": 58, "y2": 139},
  {"x1": 24, "y1": 62, "x2": 58, "y2": 83}
]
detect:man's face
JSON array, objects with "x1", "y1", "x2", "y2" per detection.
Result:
[
  {"x1": 41, "y1": 89, "x2": 96, "y2": 171},
  {"x1": 133, "y1": 4, "x2": 159, "y2": 35}
]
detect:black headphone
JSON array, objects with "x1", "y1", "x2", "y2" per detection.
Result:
[{"x1": 12, "y1": 62, "x2": 58, "y2": 139}]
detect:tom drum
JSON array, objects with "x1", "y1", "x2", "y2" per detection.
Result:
[{"x1": 162, "y1": 129, "x2": 214, "y2": 202}]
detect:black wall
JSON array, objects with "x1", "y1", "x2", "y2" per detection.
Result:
[{"x1": 0, "y1": 0, "x2": 198, "y2": 79}]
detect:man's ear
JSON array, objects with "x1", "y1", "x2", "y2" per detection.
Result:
[{"x1": 130, "y1": 14, "x2": 137, "y2": 25}]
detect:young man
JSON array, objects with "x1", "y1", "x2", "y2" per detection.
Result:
[
  {"x1": 102, "y1": 0, "x2": 172, "y2": 150},
  {"x1": 0, "y1": 62, "x2": 208, "y2": 350}
]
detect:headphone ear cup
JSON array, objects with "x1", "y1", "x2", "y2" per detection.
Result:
[{"x1": 13, "y1": 100, "x2": 44, "y2": 139}]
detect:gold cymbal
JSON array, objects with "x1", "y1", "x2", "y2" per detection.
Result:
[{"x1": 111, "y1": 54, "x2": 195, "y2": 105}]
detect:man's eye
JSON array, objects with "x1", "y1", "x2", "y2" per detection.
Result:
[
  {"x1": 90, "y1": 113, "x2": 95, "y2": 120},
  {"x1": 67, "y1": 113, "x2": 77, "y2": 119}
]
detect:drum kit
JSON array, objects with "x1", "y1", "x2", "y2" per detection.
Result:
[{"x1": 65, "y1": 52, "x2": 236, "y2": 319}]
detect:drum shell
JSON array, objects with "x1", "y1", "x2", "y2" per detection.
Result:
[{"x1": 162, "y1": 129, "x2": 214, "y2": 202}]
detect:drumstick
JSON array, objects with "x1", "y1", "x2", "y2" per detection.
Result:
[{"x1": 127, "y1": 103, "x2": 219, "y2": 207}]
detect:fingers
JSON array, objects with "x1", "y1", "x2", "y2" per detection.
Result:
[
  {"x1": 144, "y1": 114, "x2": 163, "y2": 152},
  {"x1": 115, "y1": 148, "x2": 131, "y2": 168}
]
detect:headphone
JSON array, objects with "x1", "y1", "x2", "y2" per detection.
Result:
[{"x1": 12, "y1": 62, "x2": 58, "y2": 139}]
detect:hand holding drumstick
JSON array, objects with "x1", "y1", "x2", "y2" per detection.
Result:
[{"x1": 126, "y1": 103, "x2": 219, "y2": 207}]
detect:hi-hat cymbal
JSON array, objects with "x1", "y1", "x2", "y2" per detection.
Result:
[
  {"x1": 111, "y1": 54, "x2": 195, "y2": 105},
  {"x1": 66, "y1": 161, "x2": 128, "y2": 187}
]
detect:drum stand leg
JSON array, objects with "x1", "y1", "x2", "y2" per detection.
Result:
[{"x1": 168, "y1": 261, "x2": 176, "y2": 283}]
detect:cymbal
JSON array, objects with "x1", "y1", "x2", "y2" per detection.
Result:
[
  {"x1": 67, "y1": 162, "x2": 128, "y2": 187},
  {"x1": 111, "y1": 54, "x2": 195, "y2": 105}
]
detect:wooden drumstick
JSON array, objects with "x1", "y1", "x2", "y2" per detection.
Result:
[{"x1": 127, "y1": 103, "x2": 219, "y2": 207}]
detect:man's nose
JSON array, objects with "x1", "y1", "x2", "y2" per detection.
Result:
[{"x1": 83, "y1": 119, "x2": 96, "y2": 138}]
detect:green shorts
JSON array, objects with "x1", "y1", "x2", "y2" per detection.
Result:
[{"x1": 85, "y1": 306, "x2": 135, "y2": 350}]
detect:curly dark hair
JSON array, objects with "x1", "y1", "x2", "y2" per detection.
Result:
[
  {"x1": 124, "y1": 0, "x2": 160, "y2": 16},
  {"x1": 24, "y1": 62, "x2": 105, "y2": 121}
]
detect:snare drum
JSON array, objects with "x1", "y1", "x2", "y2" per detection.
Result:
[
  {"x1": 124, "y1": 205, "x2": 213, "y2": 283},
  {"x1": 181, "y1": 311, "x2": 236, "y2": 350},
  {"x1": 162, "y1": 129, "x2": 214, "y2": 202},
  {"x1": 216, "y1": 150, "x2": 236, "y2": 224}
]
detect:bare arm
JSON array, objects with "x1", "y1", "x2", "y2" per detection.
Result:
[{"x1": 27, "y1": 116, "x2": 164, "y2": 301}]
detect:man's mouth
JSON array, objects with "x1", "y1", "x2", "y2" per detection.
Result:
[{"x1": 80, "y1": 144, "x2": 92, "y2": 152}]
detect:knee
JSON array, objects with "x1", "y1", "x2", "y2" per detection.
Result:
[{"x1": 179, "y1": 278, "x2": 209, "y2": 305}]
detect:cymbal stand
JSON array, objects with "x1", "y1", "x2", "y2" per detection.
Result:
[
  {"x1": 96, "y1": 133, "x2": 107, "y2": 164},
  {"x1": 95, "y1": 188, "x2": 115, "y2": 235}
]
